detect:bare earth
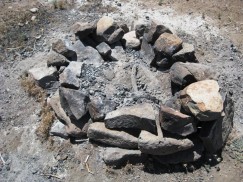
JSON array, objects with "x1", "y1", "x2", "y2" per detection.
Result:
[{"x1": 0, "y1": 0, "x2": 242, "y2": 181}]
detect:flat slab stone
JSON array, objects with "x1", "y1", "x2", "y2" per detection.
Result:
[
  {"x1": 102, "y1": 147, "x2": 145, "y2": 167},
  {"x1": 180, "y1": 80, "x2": 223, "y2": 121},
  {"x1": 87, "y1": 122, "x2": 138, "y2": 149},
  {"x1": 105, "y1": 103, "x2": 157, "y2": 133},
  {"x1": 138, "y1": 130, "x2": 194, "y2": 155}
]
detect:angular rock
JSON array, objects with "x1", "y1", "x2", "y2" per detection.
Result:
[
  {"x1": 105, "y1": 103, "x2": 157, "y2": 133},
  {"x1": 170, "y1": 62, "x2": 219, "y2": 89},
  {"x1": 160, "y1": 105, "x2": 196, "y2": 136},
  {"x1": 87, "y1": 122, "x2": 138, "y2": 149},
  {"x1": 70, "y1": 21, "x2": 96, "y2": 39},
  {"x1": 165, "y1": 92, "x2": 182, "y2": 111},
  {"x1": 59, "y1": 87, "x2": 90, "y2": 120},
  {"x1": 28, "y1": 66, "x2": 57, "y2": 88},
  {"x1": 135, "y1": 19, "x2": 151, "y2": 38},
  {"x1": 102, "y1": 147, "x2": 145, "y2": 166},
  {"x1": 59, "y1": 62, "x2": 83, "y2": 89},
  {"x1": 109, "y1": 42, "x2": 126, "y2": 61},
  {"x1": 153, "y1": 140, "x2": 204, "y2": 164},
  {"x1": 96, "y1": 16, "x2": 118, "y2": 43},
  {"x1": 180, "y1": 80, "x2": 223, "y2": 121},
  {"x1": 144, "y1": 21, "x2": 172, "y2": 44},
  {"x1": 88, "y1": 97, "x2": 116, "y2": 121},
  {"x1": 119, "y1": 23, "x2": 129, "y2": 33},
  {"x1": 108, "y1": 28, "x2": 124, "y2": 44},
  {"x1": 96, "y1": 42, "x2": 111, "y2": 57},
  {"x1": 50, "y1": 120, "x2": 69, "y2": 139},
  {"x1": 47, "y1": 51, "x2": 69, "y2": 67},
  {"x1": 172, "y1": 43, "x2": 197, "y2": 63},
  {"x1": 140, "y1": 37, "x2": 155, "y2": 63},
  {"x1": 65, "y1": 119, "x2": 92, "y2": 138},
  {"x1": 199, "y1": 93, "x2": 234, "y2": 153},
  {"x1": 52, "y1": 39, "x2": 77, "y2": 60},
  {"x1": 154, "y1": 33, "x2": 183, "y2": 56},
  {"x1": 122, "y1": 31, "x2": 141, "y2": 49},
  {"x1": 77, "y1": 46, "x2": 104, "y2": 66},
  {"x1": 138, "y1": 130, "x2": 194, "y2": 155}
]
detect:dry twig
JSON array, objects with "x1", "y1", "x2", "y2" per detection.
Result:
[
  {"x1": 84, "y1": 155, "x2": 94, "y2": 174},
  {"x1": 0, "y1": 153, "x2": 6, "y2": 165}
]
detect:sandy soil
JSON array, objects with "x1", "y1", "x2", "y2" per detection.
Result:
[{"x1": 0, "y1": 0, "x2": 242, "y2": 181}]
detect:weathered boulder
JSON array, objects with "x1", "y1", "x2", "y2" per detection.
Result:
[
  {"x1": 52, "y1": 39, "x2": 77, "y2": 60},
  {"x1": 144, "y1": 21, "x2": 172, "y2": 44},
  {"x1": 108, "y1": 28, "x2": 125, "y2": 44},
  {"x1": 87, "y1": 122, "x2": 138, "y2": 149},
  {"x1": 77, "y1": 46, "x2": 104, "y2": 66},
  {"x1": 121, "y1": 31, "x2": 141, "y2": 49},
  {"x1": 59, "y1": 62, "x2": 83, "y2": 89},
  {"x1": 70, "y1": 21, "x2": 96, "y2": 39},
  {"x1": 199, "y1": 93, "x2": 234, "y2": 153},
  {"x1": 154, "y1": 33, "x2": 183, "y2": 56},
  {"x1": 172, "y1": 43, "x2": 197, "y2": 63},
  {"x1": 153, "y1": 140, "x2": 204, "y2": 164},
  {"x1": 50, "y1": 120, "x2": 69, "y2": 139},
  {"x1": 105, "y1": 103, "x2": 157, "y2": 133},
  {"x1": 102, "y1": 147, "x2": 146, "y2": 167},
  {"x1": 170, "y1": 62, "x2": 218, "y2": 89},
  {"x1": 28, "y1": 66, "x2": 57, "y2": 89},
  {"x1": 47, "y1": 51, "x2": 69, "y2": 67},
  {"x1": 96, "y1": 16, "x2": 119, "y2": 43},
  {"x1": 96, "y1": 42, "x2": 111, "y2": 57},
  {"x1": 180, "y1": 80, "x2": 224, "y2": 121},
  {"x1": 138, "y1": 130, "x2": 194, "y2": 155},
  {"x1": 88, "y1": 97, "x2": 116, "y2": 121},
  {"x1": 59, "y1": 87, "x2": 90, "y2": 120},
  {"x1": 160, "y1": 105, "x2": 197, "y2": 136}
]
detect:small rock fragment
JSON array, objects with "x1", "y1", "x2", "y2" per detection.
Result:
[
  {"x1": 122, "y1": 31, "x2": 141, "y2": 49},
  {"x1": 96, "y1": 42, "x2": 111, "y2": 57},
  {"x1": 52, "y1": 39, "x2": 77, "y2": 60}
]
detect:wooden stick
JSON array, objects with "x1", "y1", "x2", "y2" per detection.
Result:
[
  {"x1": 0, "y1": 153, "x2": 5, "y2": 165},
  {"x1": 84, "y1": 155, "x2": 93, "y2": 174}
]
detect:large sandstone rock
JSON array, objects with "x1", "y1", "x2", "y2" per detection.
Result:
[
  {"x1": 105, "y1": 103, "x2": 157, "y2": 133},
  {"x1": 59, "y1": 62, "x2": 83, "y2": 89},
  {"x1": 87, "y1": 122, "x2": 138, "y2": 149},
  {"x1": 28, "y1": 66, "x2": 57, "y2": 89},
  {"x1": 138, "y1": 130, "x2": 194, "y2": 155},
  {"x1": 121, "y1": 31, "x2": 141, "y2": 49},
  {"x1": 170, "y1": 62, "x2": 218, "y2": 89},
  {"x1": 172, "y1": 43, "x2": 197, "y2": 63},
  {"x1": 71, "y1": 21, "x2": 96, "y2": 39},
  {"x1": 52, "y1": 39, "x2": 77, "y2": 60},
  {"x1": 154, "y1": 33, "x2": 183, "y2": 56},
  {"x1": 153, "y1": 140, "x2": 204, "y2": 164},
  {"x1": 88, "y1": 97, "x2": 116, "y2": 121},
  {"x1": 160, "y1": 105, "x2": 197, "y2": 136},
  {"x1": 144, "y1": 21, "x2": 172, "y2": 44},
  {"x1": 180, "y1": 80, "x2": 223, "y2": 121},
  {"x1": 102, "y1": 147, "x2": 146, "y2": 167},
  {"x1": 59, "y1": 87, "x2": 90, "y2": 120},
  {"x1": 199, "y1": 93, "x2": 234, "y2": 153},
  {"x1": 47, "y1": 51, "x2": 69, "y2": 67}
]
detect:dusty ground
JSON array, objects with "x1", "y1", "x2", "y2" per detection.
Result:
[{"x1": 0, "y1": 0, "x2": 242, "y2": 181}]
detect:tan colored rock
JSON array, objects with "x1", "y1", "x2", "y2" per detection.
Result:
[
  {"x1": 122, "y1": 31, "x2": 141, "y2": 49},
  {"x1": 180, "y1": 80, "x2": 223, "y2": 121},
  {"x1": 154, "y1": 33, "x2": 183, "y2": 56}
]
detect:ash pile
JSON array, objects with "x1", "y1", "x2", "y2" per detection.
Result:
[{"x1": 27, "y1": 16, "x2": 234, "y2": 167}]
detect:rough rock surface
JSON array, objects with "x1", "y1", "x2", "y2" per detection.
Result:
[
  {"x1": 172, "y1": 43, "x2": 197, "y2": 63},
  {"x1": 105, "y1": 103, "x2": 157, "y2": 133},
  {"x1": 170, "y1": 62, "x2": 218, "y2": 89},
  {"x1": 199, "y1": 93, "x2": 234, "y2": 153},
  {"x1": 71, "y1": 21, "x2": 96, "y2": 39},
  {"x1": 122, "y1": 31, "x2": 141, "y2": 49},
  {"x1": 28, "y1": 66, "x2": 57, "y2": 88},
  {"x1": 160, "y1": 105, "x2": 196, "y2": 136},
  {"x1": 87, "y1": 122, "x2": 138, "y2": 149},
  {"x1": 59, "y1": 62, "x2": 83, "y2": 89},
  {"x1": 108, "y1": 28, "x2": 124, "y2": 44},
  {"x1": 50, "y1": 120, "x2": 69, "y2": 139},
  {"x1": 52, "y1": 39, "x2": 77, "y2": 60},
  {"x1": 47, "y1": 51, "x2": 69, "y2": 67},
  {"x1": 140, "y1": 37, "x2": 155, "y2": 64},
  {"x1": 102, "y1": 147, "x2": 145, "y2": 167},
  {"x1": 96, "y1": 42, "x2": 111, "y2": 57},
  {"x1": 180, "y1": 80, "x2": 224, "y2": 121},
  {"x1": 109, "y1": 42, "x2": 126, "y2": 61},
  {"x1": 59, "y1": 87, "x2": 90, "y2": 120},
  {"x1": 88, "y1": 97, "x2": 116, "y2": 121},
  {"x1": 135, "y1": 19, "x2": 151, "y2": 38},
  {"x1": 154, "y1": 33, "x2": 183, "y2": 56},
  {"x1": 138, "y1": 130, "x2": 194, "y2": 155}
]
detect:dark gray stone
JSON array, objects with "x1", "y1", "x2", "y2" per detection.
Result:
[
  {"x1": 96, "y1": 42, "x2": 111, "y2": 57},
  {"x1": 172, "y1": 43, "x2": 198, "y2": 63},
  {"x1": 87, "y1": 122, "x2": 138, "y2": 149},
  {"x1": 140, "y1": 37, "x2": 155, "y2": 64},
  {"x1": 77, "y1": 46, "x2": 104, "y2": 66},
  {"x1": 59, "y1": 87, "x2": 90, "y2": 120},
  {"x1": 105, "y1": 103, "x2": 157, "y2": 133},
  {"x1": 47, "y1": 51, "x2": 69, "y2": 67},
  {"x1": 108, "y1": 28, "x2": 125, "y2": 44}
]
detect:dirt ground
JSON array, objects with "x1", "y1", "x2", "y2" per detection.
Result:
[{"x1": 0, "y1": 0, "x2": 242, "y2": 181}]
